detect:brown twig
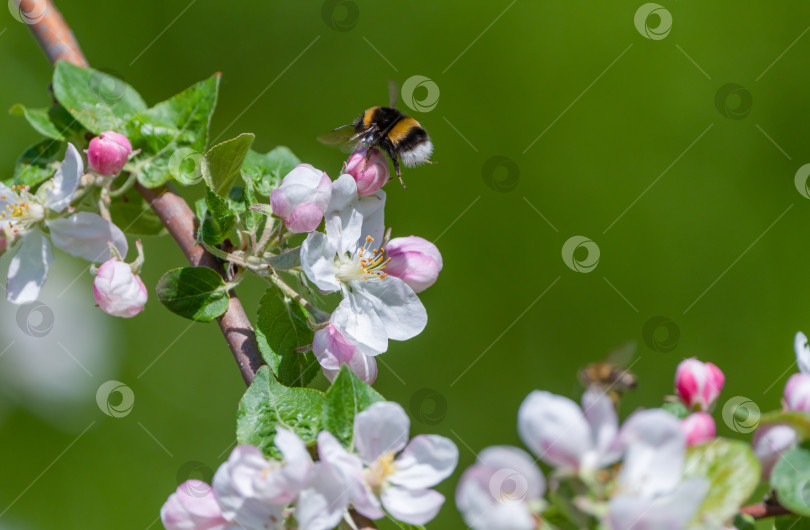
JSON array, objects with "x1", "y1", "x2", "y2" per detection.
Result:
[
  {"x1": 739, "y1": 500, "x2": 792, "y2": 519},
  {"x1": 18, "y1": 0, "x2": 263, "y2": 386}
]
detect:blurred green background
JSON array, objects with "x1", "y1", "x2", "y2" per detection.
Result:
[{"x1": 2, "y1": 0, "x2": 810, "y2": 528}]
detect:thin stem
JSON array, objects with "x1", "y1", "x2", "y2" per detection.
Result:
[
  {"x1": 266, "y1": 272, "x2": 330, "y2": 323},
  {"x1": 108, "y1": 171, "x2": 137, "y2": 197},
  {"x1": 739, "y1": 501, "x2": 792, "y2": 519}
]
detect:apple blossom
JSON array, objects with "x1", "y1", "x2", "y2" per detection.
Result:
[
  {"x1": 87, "y1": 131, "x2": 132, "y2": 176},
  {"x1": 384, "y1": 236, "x2": 442, "y2": 293},
  {"x1": 1, "y1": 143, "x2": 127, "y2": 304},
  {"x1": 269, "y1": 164, "x2": 332, "y2": 233},
  {"x1": 608, "y1": 409, "x2": 709, "y2": 530},
  {"x1": 313, "y1": 323, "x2": 378, "y2": 384},
  {"x1": 784, "y1": 372, "x2": 810, "y2": 413},
  {"x1": 302, "y1": 174, "x2": 427, "y2": 355},
  {"x1": 455, "y1": 446, "x2": 545, "y2": 530},
  {"x1": 795, "y1": 331, "x2": 810, "y2": 374},
  {"x1": 344, "y1": 148, "x2": 390, "y2": 196},
  {"x1": 752, "y1": 423, "x2": 798, "y2": 478},
  {"x1": 93, "y1": 257, "x2": 147, "y2": 317},
  {"x1": 680, "y1": 412, "x2": 715, "y2": 446},
  {"x1": 161, "y1": 480, "x2": 232, "y2": 530},
  {"x1": 316, "y1": 401, "x2": 458, "y2": 525},
  {"x1": 674, "y1": 358, "x2": 725, "y2": 411},
  {"x1": 517, "y1": 388, "x2": 620, "y2": 474}
]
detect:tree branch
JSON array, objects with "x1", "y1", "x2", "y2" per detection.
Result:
[
  {"x1": 18, "y1": 0, "x2": 263, "y2": 385},
  {"x1": 739, "y1": 500, "x2": 793, "y2": 519}
]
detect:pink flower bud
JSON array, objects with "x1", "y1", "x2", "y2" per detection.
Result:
[
  {"x1": 270, "y1": 164, "x2": 332, "y2": 233},
  {"x1": 784, "y1": 373, "x2": 810, "y2": 413},
  {"x1": 675, "y1": 358, "x2": 725, "y2": 411},
  {"x1": 313, "y1": 324, "x2": 378, "y2": 384},
  {"x1": 93, "y1": 258, "x2": 147, "y2": 318},
  {"x1": 344, "y1": 148, "x2": 390, "y2": 196},
  {"x1": 384, "y1": 236, "x2": 443, "y2": 293},
  {"x1": 753, "y1": 424, "x2": 797, "y2": 478},
  {"x1": 87, "y1": 131, "x2": 132, "y2": 176},
  {"x1": 161, "y1": 480, "x2": 229, "y2": 530},
  {"x1": 681, "y1": 412, "x2": 715, "y2": 446}
]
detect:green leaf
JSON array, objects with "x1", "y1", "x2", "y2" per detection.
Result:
[
  {"x1": 236, "y1": 365, "x2": 324, "y2": 457},
  {"x1": 52, "y1": 61, "x2": 146, "y2": 134},
  {"x1": 684, "y1": 438, "x2": 761, "y2": 529},
  {"x1": 772, "y1": 441, "x2": 810, "y2": 516},
  {"x1": 109, "y1": 186, "x2": 164, "y2": 236},
  {"x1": 267, "y1": 247, "x2": 301, "y2": 270},
  {"x1": 661, "y1": 400, "x2": 689, "y2": 419},
  {"x1": 255, "y1": 290, "x2": 318, "y2": 387},
  {"x1": 10, "y1": 104, "x2": 65, "y2": 140},
  {"x1": 10, "y1": 140, "x2": 64, "y2": 187},
  {"x1": 759, "y1": 410, "x2": 810, "y2": 440},
  {"x1": 775, "y1": 515, "x2": 810, "y2": 529},
  {"x1": 156, "y1": 267, "x2": 229, "y2": 322},
  {"x1": 202, "y1": 133, "x2": 255, "y2": 197},
  {"x1": 201, "y1": 188, "x2": 235, "y2": 245},
  {"x1": 127, "y1": 75, "x2": 219, "y2": 187},
  {"x1": 732, "y1": 514, "x2": 756, "y2": 530},
  {"x1": 242, "y1": 146, "x2": 300, "y2": 195},
  {"x1": 321, "y1": 365, "x2": 385, "y2": 447},
  {"x1": 385, "y1": 514, "x2": 426, "y2": 530}
]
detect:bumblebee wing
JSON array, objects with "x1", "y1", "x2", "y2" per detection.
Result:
[
  {"x1": 388, "y1": 79, "x2": 399, "y2": 108},
  {"x1": 317, "y1": 126, "x2": 362, "y2": 154},
  {"x1": 605, "y1": 341, "x2": 637, "y2": 368}
]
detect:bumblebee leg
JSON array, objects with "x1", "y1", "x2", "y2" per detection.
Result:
[{"x1": 382, "y1": 139, "x2": 405, "y2": 189}]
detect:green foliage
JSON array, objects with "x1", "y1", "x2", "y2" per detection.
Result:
[
  {"x1": 759, "y1": 410, "x2": 810, "y2": 440},
  {"x1": 661, "y1": 400, "x2": 689, "y2": 419},
  {"x1": 109, "y1": 186, "x2": 164, "y2": 236},
  {"x1": 255, "y1": 290, "x2": 318, "y2": 387},
  {"x1": 10, "y1": 104, "x2": 65, "y2": 140},
  {"x1": 771, "y1": 442, "x2": 810, "y2": 516},
  {"x1": 10, "y1": 139, "x2": 63, "y2": 187},
  {"x1": 200, "y1": 188, "x2": 235, "y2": 245},
  {"x1": 266, "y1": 247, "x2": 302, "y2": 270},
  {"x1": 321, "y1": 365, "x2": 385, "y2": 447},
  {"x1": 237, "y1": 366, "x2": 325, "y2": 457},
  {"x1": 202, "y1": 133, "x2": 254, "y2": 197},
  {"x1": 775, "y1": 515, "x2": 810, "y2": 529},
  {"x1": 684, "y1": 438, "x2": 761, "y2": 529},
  {"x1": 242, "y1": 146, "x2": 300, "y2": 195},
  {"x1": 156, "y1": 267, "x2": 229, "y2": 321},
  {"x1": 52, "y1": 61, "x2": 146, "y2": 133}
]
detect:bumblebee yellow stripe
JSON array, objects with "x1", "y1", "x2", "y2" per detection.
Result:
[
  {"x1": 388, "y1": 117, "x2": 420, "y2": 144},
  {"x1": 363, "y1": 107, "x2": 381, "y2": 129}
]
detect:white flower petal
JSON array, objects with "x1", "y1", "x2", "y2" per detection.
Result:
[
  {"x1": 356, "y1": 189, "x2": 386, "y2": 244},
  {"x1": 301, "y1": 232, "x2": 341, "y2": 292},
  {"x1": 517, "y1": 391, "x2": 593, "y2": 471},
  {"x1": 476, "y1": 446, "x2": 546, "y2": 501},
  {"x1": 212, "y1": 445, "x2": 269, "y2": 519},
  {"x1": 317, "y1": 431, "x2": 383, "y2": 520},
  {"x1": 354, "y1": 401, "x2": 410, "y2": 464},
  {"x1": 796, "y1": 331, "x2": 810, "y2": 374},
  {"x1": 618, "y1": 409, "x2": 686, "y2": 498},
  {"x1": 327, "y1": 174, "x2": 358, "y2": 213},
  {"x1": 608, "y1": 478, "x2": 708, "y2": 530},
  {"x1": 252, "y1": 428, "x2": 311, "y2": 505},
  {"x1": 353, "y1": 277, "x2": 427, "y2": 341},
  {"x1": 45, "y1": 143, "x2": 83, "y2": 212},
  {"x1": 325, "y1": 205, "x2": 363, "y2": 257},
  {"x1": 331, "y1": 295, "x2": 389, "y2": 354},
  {"x1": 7, "y1": 228, "x2": 53, "y2": 304},
  {"x1": 48, "y1": 212, "x2": 127, "y2": 262},
  {"x1": 582, "y1": 388, "x2": 621, "y2": 466},
  {"x1": 296, "y1": 462, "x2": 349, "y2": 530},
  {"x1": 381, "y1": 486, "x2": 444, "y2": 526},
  {"x1": 391, "y1": 435, "x2": 458, "y2": 489}
]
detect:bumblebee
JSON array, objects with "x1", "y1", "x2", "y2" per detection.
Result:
[
  {"x1": 579, "y1": 341, "x2": 638, "y2": 400},
  {"x1": 319, "y1": 82, "x2": 434, "y2": 188}
]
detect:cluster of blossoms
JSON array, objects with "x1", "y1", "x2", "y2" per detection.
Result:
[
  {"x1": 1, "y1": 133, "x2": 147, "y2": 317},
  {"x1": 270, "y1": 149, "x2": 442, "y2": 383},
  {"x1": 161, "y1": 401, "x2": 458, "y2": 530},
  {"x1": 455, "y1": 357, "x2": 734, "y2": 529}
]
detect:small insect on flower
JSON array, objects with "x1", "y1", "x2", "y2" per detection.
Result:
[
  {"x1": 319, "y1": 81, "x2": 434, "y2": 189},
  {"x1": 579, "y1": 341, "x2": 638, "y2": 404}
]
